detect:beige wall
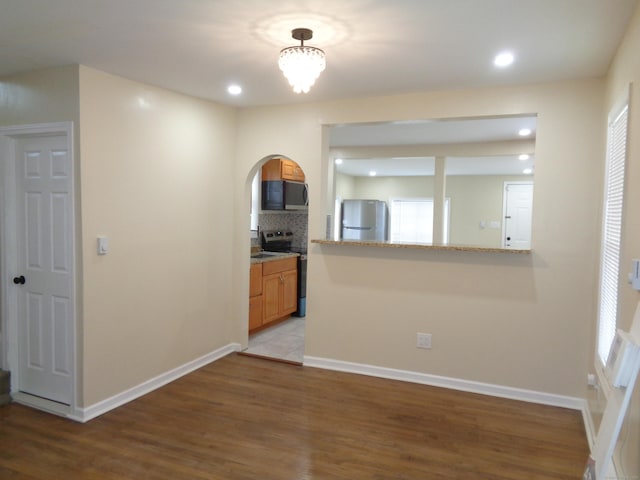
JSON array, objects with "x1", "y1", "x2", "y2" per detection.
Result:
[
  {"x1": 234, "y1": 79, "x2": 604, "y2": 399},
  {"x1": 78, "y1": 67, "x2": 237, "y2": 405},
  {"x1": 1, "y1": 65, "x2": 239, "y2": 408},
  {"x1": 352, "y1": 175, "x2": 435, "y2": 202},
  {"x1": 341, "y1": 174, "x2": 530, "y2": 247},
  {"x1": 0, "y1": 36, "x2": 624, "y2": 457},
  {"x1": 0, "y1": 62, "x2": 607, "y2": 433},
  {"x1": 446, "y1": 175, "x2": 530, "y2": 247},
  {"x1": 601, "y1": 3, "x2": 640, "y2": 476},
  {"x1": 335, "y1": 172, "x2": 356, "y2": 200},
  {"x1": 0, "y1": 65, "x2": 80, "y2": 127}
]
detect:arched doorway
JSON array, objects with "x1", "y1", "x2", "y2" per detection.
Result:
[{"x1": 242, "y1": 155, "x2": 308, "y2": 364}]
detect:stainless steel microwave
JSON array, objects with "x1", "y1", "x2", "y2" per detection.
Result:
[{"x1": 262, "y1": 180, "x2": 308, "y2": 210}]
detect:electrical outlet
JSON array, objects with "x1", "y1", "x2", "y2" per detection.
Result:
[
  {"x1": 417, "y1": 333, "x2": 432, "y2": 349},
  {"x1": 587, "y1": 373, "x2": 598, "y2": 388}
]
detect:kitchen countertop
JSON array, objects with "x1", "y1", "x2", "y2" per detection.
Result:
[
  {"x1": 250, "y1": 251, "x2": 300, "y2": 265},
  {"x1": 310, "y1": 239, "x2": 531, "y2": 254}
]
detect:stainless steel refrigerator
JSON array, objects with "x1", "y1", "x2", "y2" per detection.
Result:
[{"x1": 341, "y1": 199, "x2": 389, "y2": 241}]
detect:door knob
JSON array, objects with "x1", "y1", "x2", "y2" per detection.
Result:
[{"x1": 13, "y1": 275, "x2": 26, "y2": 285}]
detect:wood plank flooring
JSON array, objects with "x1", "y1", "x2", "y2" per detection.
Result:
[{"x1": 0, "y1": 354, "x2": 589, "y2": 479}]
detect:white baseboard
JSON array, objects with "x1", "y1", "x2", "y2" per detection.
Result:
[
  {"x1": 73, "y1": 343, "x2": 241, "y2": 422},
  {"x1": 303, "y1": 355, "x2": 587, "y2": 411},
  {"x1": 581, "y1": 402, "x2": 597, "y2": 449}
]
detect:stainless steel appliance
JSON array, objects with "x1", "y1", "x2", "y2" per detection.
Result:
[
  {"x1": 341, "y1": 199, "x2": 389, "y2": 241},
  {"x1": 261, "y1": 181, "x2": 308, "y2": 211},
  {"x1": 261, "y1": 230, "x2": 307, "y2": 317}
]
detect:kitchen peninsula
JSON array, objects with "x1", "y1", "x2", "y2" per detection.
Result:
[{"x1": 311, "y1": 239, "x2": 531, "y2": 254}]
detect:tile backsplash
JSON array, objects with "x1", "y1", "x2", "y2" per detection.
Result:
[{"x1": 253, "y1": 212, "x2": 308, "y2": 251}]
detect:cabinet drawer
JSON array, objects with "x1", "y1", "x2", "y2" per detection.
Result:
[{"x1": 262, "y1": 257, "x2": 297, "y2": 276}]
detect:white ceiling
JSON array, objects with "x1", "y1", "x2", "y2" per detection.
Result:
[
  {"x1": 330, "y1": 115, "x2": 538, "y2": 146},
  {"x1": 331, "y1": 115, "x2": 537, "y2": 176},
  {"x1": 1, "y1": 0, "x2": 636, "y2": 108},
  {"x1": 336, "y1": 155, "x2": 535, "y2": 177}
]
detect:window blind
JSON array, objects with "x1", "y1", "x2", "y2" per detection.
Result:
[
  {"x1": 597, "y1": 103, "x2": 628, "y2": 365},
  {"x1": 390, "y1": 198, "x2": 450, "y2": 243},
  {"x1": 390, "y1": 199, "x2": 434, "y2": 243}
]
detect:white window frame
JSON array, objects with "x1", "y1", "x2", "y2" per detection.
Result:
[{"x1": 597, "y1": 95, "x2": 629, "y2": 366}]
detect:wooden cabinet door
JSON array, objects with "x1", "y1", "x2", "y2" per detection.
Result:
[
  {"x1": 250, "y1": 263, "x2": 262, "y2": 297},
  {"x1": 261, "y1": 159, "x2": 282, "y2": 181},
  {"x1": 258, "y1": 258, "x2": 299, "y2": 328},
  {"x1": 262, "y1": 273, "x2": 282, "y2": 324},
  {"x1": 262, "y1": 158, "x2": 305, "y2": 182},
  {"x1": 281, "y1": 159, "x2": 305, "y2": 182},
  {"x1": 281, "y1": 269, "x2": 298, "y2": 315},
  {"x1": 280, "y1": 160, "x2": 296, "y2": 180},
  {"x1": 249, "y1": 295, "x2": 263, "y2": 331}
]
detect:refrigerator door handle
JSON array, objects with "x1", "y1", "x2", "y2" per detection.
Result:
[{"x1": 344, "y1": 226, "x2": 373, "y2": 230}]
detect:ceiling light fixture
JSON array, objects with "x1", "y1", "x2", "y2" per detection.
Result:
[
  {"x1": 334, "y1": 158, "x2": 343, "y2": 165},
  {"x1": 227, "y1": 84, "x2": 242, "y2": 95},
  {"x1": 519, "y1": 154, "x2": 530, "y2": 161},
  {"x1": 278, "y1": 28, "x2": 326, "y2": 94},
  {"x1": 518, "y1": 128, "x2": 532, "y2": 136},
  {"x1": 494, "y1": 51, "x2": 514, "y2": 67},
  {"x1": 369, "y1": 171, "x2": 377, "y2": 177}
]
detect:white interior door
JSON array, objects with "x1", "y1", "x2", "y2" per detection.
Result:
[
  {"x1": 14, "y1": 134, "x2": 73, "y2": 405},
  {"x1": 503, "y1": 182, "x2": 533, "y2": 250}
]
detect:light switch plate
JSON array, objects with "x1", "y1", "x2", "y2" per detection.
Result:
[
  {"x1": 97, "y1": 236, "x2": 108, "y2": 255},
  {"x1": 631, "y1": 259, "x2": 640, "y2": 290}
]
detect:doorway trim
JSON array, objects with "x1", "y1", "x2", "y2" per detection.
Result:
[
  {"x1": 244, "y1": 155, "x2": 308, "y2": 364},
  {"x1": 0, "y1": 121, "x2": 79, "y2": 419}
]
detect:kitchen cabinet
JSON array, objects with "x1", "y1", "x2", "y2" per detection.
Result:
[
  {"x1": 261, "y1": 257, "x2": 298, "y2": 328},
  {"x1": 281, "y1": 160, "x2": 305, "y2": 182},
  {"x1": 249, "y1": 263, "x2": 263, "y2": 331},
  {"x1": 262, "y1": 158, "x2": 305, "y2": 182}
]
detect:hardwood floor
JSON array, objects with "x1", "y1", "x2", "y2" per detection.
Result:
[{"x1": 0, "y1": 354, "x2": 589, "y2": 479}]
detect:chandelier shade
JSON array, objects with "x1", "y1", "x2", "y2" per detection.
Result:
[{"x1": 278, "y1": 28, "x2": 326, "y2": 94}]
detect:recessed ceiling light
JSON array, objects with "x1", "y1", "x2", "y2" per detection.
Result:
[
  {"x1": 519, "y1": 154, "x2": 530, "y2": 161},
  {"x1": 334, "y1": 158, "x2": 343, "y2": 165},
  {"x1": 494, "y1": 51, "x2": 514, "y2": 68},
  {"x1": 518, "y1": 128, "x2": 532, "y2": 136},
  {"x1": 369, "y1": 171, "x2": 377, "y2": 176},
  {"x1": 523, "y1": 168, "x2": 533, "y2": 174},
  {"x1": 227, "y1": 84, "x2": 242, "y2": 95}
]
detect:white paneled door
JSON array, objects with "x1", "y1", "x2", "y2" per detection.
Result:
[
  {"x1": 14, "y1": 134, "x2": 73, "y2": 405},
  {"x1": 503, "y1": 182, "x2": 533, "y2": 250}
]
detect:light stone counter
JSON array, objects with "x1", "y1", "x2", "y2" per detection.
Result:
[
  {"x1": 310, "y1": 239, "x2": 530, "y2": 254},
  {"x1": 250, "y1": 251, "x2": 300, "y2": 265}
]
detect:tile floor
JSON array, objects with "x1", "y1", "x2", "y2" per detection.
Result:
[{"x1": 244, "y1": 317, "x2": 305, "y2": 363}]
